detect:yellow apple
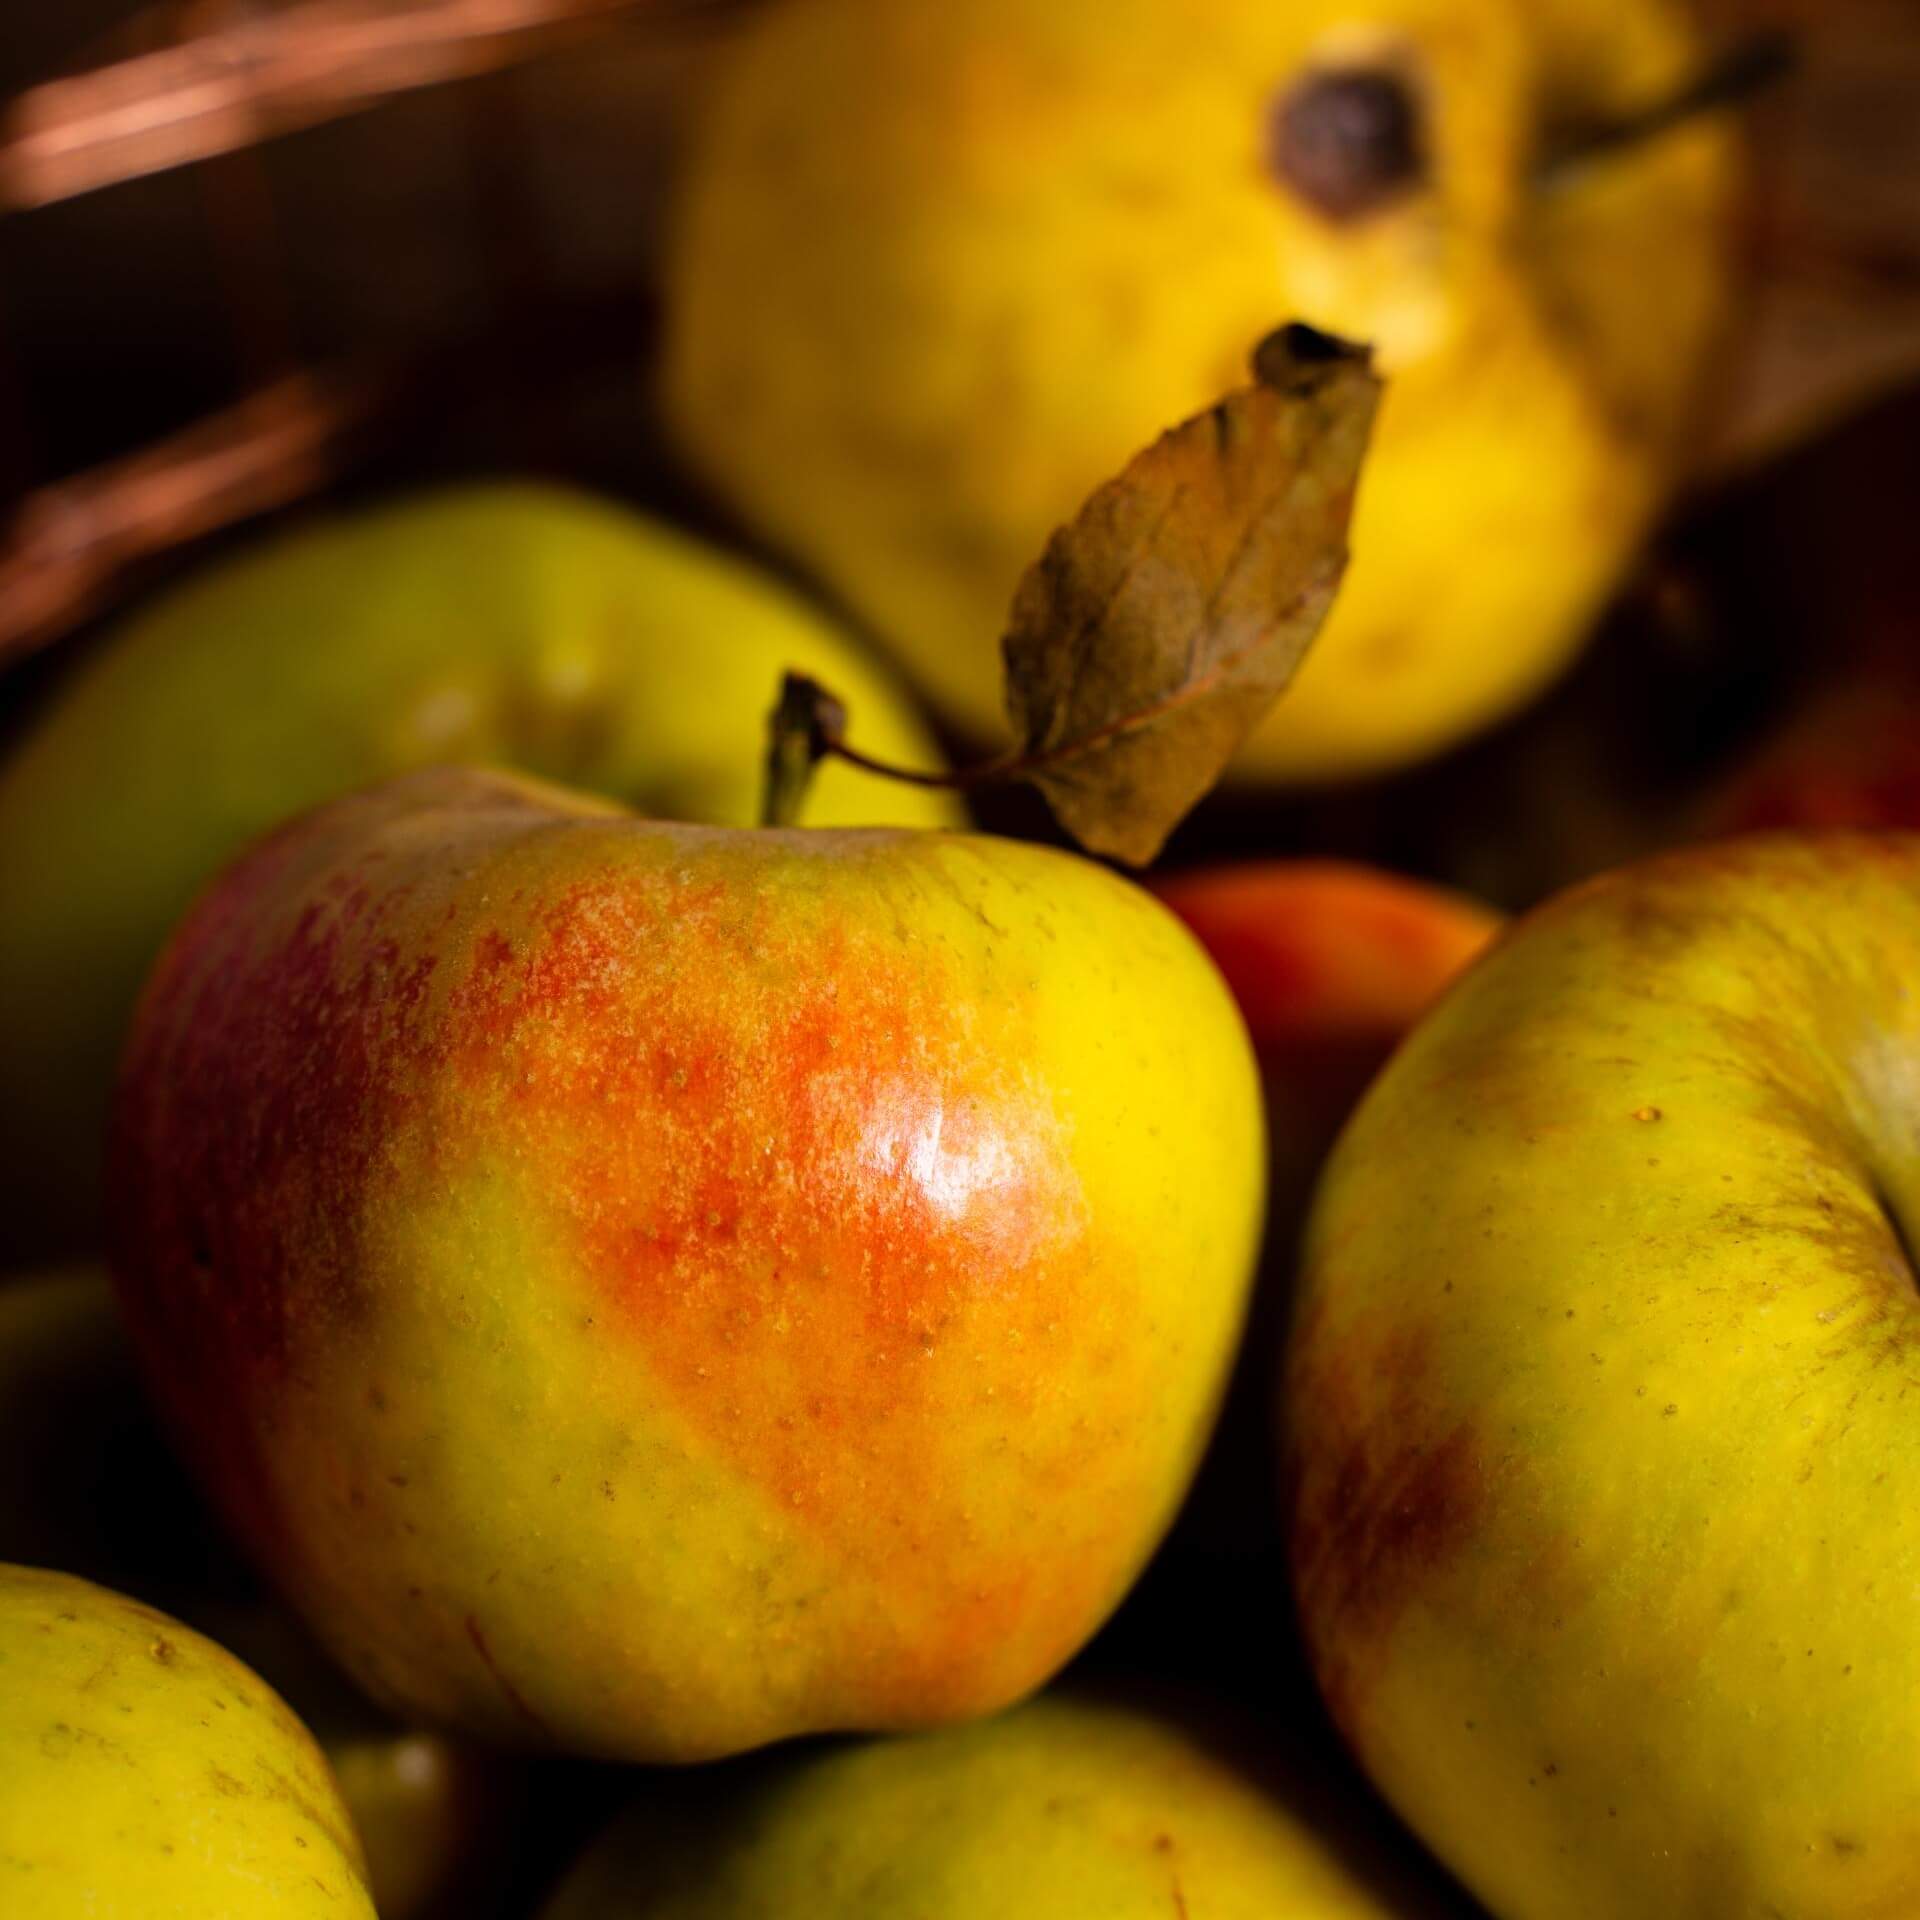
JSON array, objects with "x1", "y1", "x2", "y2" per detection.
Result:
[
  {"x1": 1287, "y1": 832, "x2": 1920, "y2": 1917},
  {"x1": 0, "y1": 1563, "x2": 374, "y2": 1918},
  {"x1": 663, "y1": 0, "x2": 1740, "y2": 783},
  {"x1": 538, "y1": 1693, "x2": 1471, "y2": 1918}
]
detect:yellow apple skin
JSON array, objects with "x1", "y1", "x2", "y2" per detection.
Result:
[
  {"x1": 0, "y1": 1563, "x2": 374, "y2": 1919},
  {"x1": 1286, "y1": 833, "x2": 1920, "y2": 1918},
  {"x1": 663, "y1": 0, "x2": 1739, "y2": 784},
  {"x1": 0, "y1": 482, "x2": 959, "y2": 1264},
  {"x1": 539, "y1": 1693, "x2": 1465, "y2": 1919},
  {"x1": 108, "y1": 767, "x2": 1265, "y2": 1762}
]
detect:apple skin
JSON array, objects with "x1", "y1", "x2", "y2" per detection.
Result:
[
  {"x1": 663, "y1": 0, "x2": 1738, "y2": 784},
  {"x1": 0, "y1": 481, "x2": 959, "y2": 1266},
  {"x1": 1285, "y1": 833, "x2": 1920, "y2": 1918},
  {"x1": 0, "y1": 1564, "x2": 375, "y2": 1919},
  {"x1": 1701, "y1": 684, "x2": 1920, "y2": 837},
  {"x1": 538, "y1": 1692, "x2": 1472, "y2": 1920},
  {"x1": 108, "y1": 766, "x2": 1265, "y2": 1762},
  {"x1": 1159, "y1": 863, "x2": 1501, "y2": 1232}
]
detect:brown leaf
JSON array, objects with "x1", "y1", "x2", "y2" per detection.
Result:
[{"x1": 1000, "y1": 323, "x2": 1381, "y2": 866}]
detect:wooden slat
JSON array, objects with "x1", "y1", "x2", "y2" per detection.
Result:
[
  {"x1": 0, "y1": 0, "x2": 661, "y2": 212},
  {"x1": 0, "y1": 283, "x2": 655, "y2": 663}
]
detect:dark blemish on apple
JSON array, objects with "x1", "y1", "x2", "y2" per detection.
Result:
[
  {"x1": 465, "y1": 1614, "x2": 552, "y2": 1740},
  {"x1": 1289, "y1": 1319, "x2": 1489, "y2": 1744},
  {"x1": 1268, "y1": 68, "x2": 1425, "y2": 223}
]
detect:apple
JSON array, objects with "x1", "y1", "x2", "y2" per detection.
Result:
[
  {"x1": 1159, "y1": 862, "x2": 1501, "y2": 1233},
  {"x1": 1286, "y1": 832, "x2": 1920, "y2": 1918},
  {"x1": 0, "y1": 1563, "x2": 375, "y2": 1918},
  {"x1": 0, "y1": 1269, "x2": 523, "y2": 1920},
  {"x1": 1701, "y1": 680, "x2": 1920, "y2": 837},
  {"x1": 663, "y1": 0, "x2": 1740, "y2": 783},
  {"x1": 538, "y1": 1691, "x2": 1473, "y2": 1919},
  {"x1": 107, "y1": 765, "x2": 1265, "y2": 1762},
  {"x1": 323, "y1": 1729, "x2": 515, "y2": 1920},
  {"x1": 0, "y1": 481, "x2": 960, "y2": 1265}
]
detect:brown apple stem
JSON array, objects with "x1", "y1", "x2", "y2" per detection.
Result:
[
  {"x1": 1536, "y1": 31, "x2": 1795, "y2": 185},
  {"x1": 759, "y1": 672, "x2": 1020, "y2": 827}
]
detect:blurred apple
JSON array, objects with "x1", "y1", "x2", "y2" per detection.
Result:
[
  {"x1": 1700, "y1": 678, "x2": 1920, "y2": 836},
  {"x1": 664, "y1": 0, "x2": 1740, "y2": 782},
  {"x1": 539, "y1": 1692, "x2": 1474, "y2": 1919}
]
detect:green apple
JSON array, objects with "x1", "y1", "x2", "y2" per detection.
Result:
[
  {"x1": 539, "y1": 1693, "x2": 1470, "y2": 1918},
  {"x1": 1286, "y1": 832, "x2": 1920, "y2": 1918},
  {"x1": 0, "y1": 1563, "x2": 375, "y2": 1918},
  {"x1": 0, "y1": 481, "x2": 958, "y2": 1264},
  {"x1": 0, "y1": 1270, "x2": 520, "y2": 1920},
  {"x1": 108, "y1": 765, "x2": 1265, "y2": 1762}
]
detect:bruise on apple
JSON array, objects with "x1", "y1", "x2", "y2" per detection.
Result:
[{"x1": 1286, "y1": 1303, "x2": 1487, "y2": 1746}]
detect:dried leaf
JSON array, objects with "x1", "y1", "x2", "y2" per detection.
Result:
[{"x1": 1001, "y1": 323, "x2": 1381, "y2": 866}]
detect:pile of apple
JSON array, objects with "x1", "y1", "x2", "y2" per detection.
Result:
[{"x1": 5, "y1": 2, "x2": 1914, "y2": 1918}]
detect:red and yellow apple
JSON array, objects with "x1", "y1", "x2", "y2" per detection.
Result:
[
  {"x1": 1287, "y1": 832, "x2": 1920, "y2": 1918},
  {"x1": 108, "y1": 766, "x2": 1265, "y2": 1762}
]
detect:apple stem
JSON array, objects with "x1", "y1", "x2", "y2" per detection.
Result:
[
  {"x1": 760, "y1": 672, "x2": 1017, "y2": 827},
  {"x1": 1536, "y1": 31, "x2": 1794, "y2": 185}
]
